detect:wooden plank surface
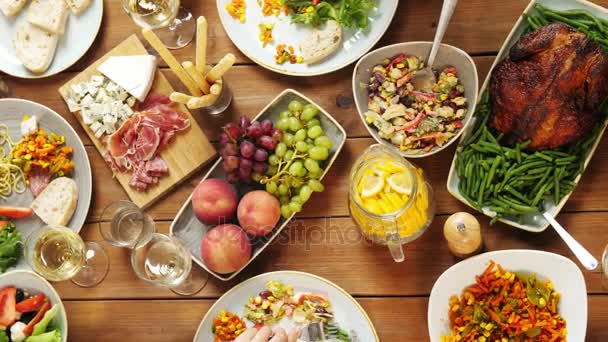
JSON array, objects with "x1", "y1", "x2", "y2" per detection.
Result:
[
  {"x1": 63, "y1": 296, "x2": 608, "y2": 341},
  {"x1": 4, "y1": 0, "x2": 608, "y2": 340},
  {"x1": 58, "y1": 34, "x2": 216, "y2": 208}
]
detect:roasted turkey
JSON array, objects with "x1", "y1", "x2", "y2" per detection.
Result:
[{"x1": 490, "y1": 22, "x2": 608, "y2": 150}]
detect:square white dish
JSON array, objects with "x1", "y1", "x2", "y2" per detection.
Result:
[
  {"x1": 446, "y1": 0, "x2": 608, "y2": 232},
  {"x1": 169, "y1": 89, "x2": 346, "y2": 281},
  {"x1": 428, "y1": 250, "x2": 587, "y2": 342}
]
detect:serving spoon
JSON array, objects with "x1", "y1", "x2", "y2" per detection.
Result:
[
  {"x1": 542, "y1": 208, "x2": 598, "y2": 270},
  {"x1": 411, "y1": 0, "x2": 459, "y2": 92}
]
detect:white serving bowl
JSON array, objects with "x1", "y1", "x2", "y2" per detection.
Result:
[
  {"x1": 352, "y1": 42, "x2": 479, "y2": 158},
  {"x1": 428, "y1": 250, "x2": 587, "y2": 341},
  {"x1": 0, "y1": 270, "x2": 68, "y2": 342}
]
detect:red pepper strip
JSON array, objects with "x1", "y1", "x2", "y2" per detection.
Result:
[
  {"x1": 411, "y1": 90, "x2": 436, "y2": 101},
  {"x1": 312, "y1": 0, "x2": 321, "y2": 4},
  {"x1": 387, "y1": 54, "x2": 407, "y2": 71},
  {"x1": 0, "y1": 221, "x2": 8, "y2": 231},
  {"x1": 396, "y1": 73, "x2": 413, "y2": 88},
  {"x1": 453, "y1": 119, "x2": 463, "y2": 129},
  {"x1": 16, "y1": 294, "x2": 46, "y2": 313},
  {"x1": 254, "y1": 323, "x2": 264, "y2": 329},
  {"x1": 443, "y1": 66, "x2": 458, "y2": 75},
  {"x1": 401, "y1": 113, "x2": 425, "y2": 132},
  {"x1": 23, "y1": 301, "x2": 51, "y2": 336}
]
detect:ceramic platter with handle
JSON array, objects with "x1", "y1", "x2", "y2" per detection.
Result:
[
  {"x1": 0, "y1": 98, "x2": 92, "y2": 271},
  {"x1": 216, "y1": 0, "x2": 398, "y2": 76},
  {"x1": 0, "y1": 0, "x2": 103, "y2": 79},
  {"x1": 193, "y1": 271, "x2": 379, "y2": 342}
]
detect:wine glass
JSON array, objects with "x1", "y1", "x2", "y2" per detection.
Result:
[
  {"x1": 98, "y1": 200, "x2": 155, "y2": 249},
  {"x1": 24, "y1": 225, "x2": 109, "y2": 287},
  {"x1": 122, "y1": 0, "x2": 195, "y2": 49},
  {"x1": 131, "y1": 233, "x2": 208, "y2": 296}
]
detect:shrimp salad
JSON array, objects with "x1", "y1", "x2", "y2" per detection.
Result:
[{"x1": 365, "y1": 54, "x2": 468, "y2": 152}]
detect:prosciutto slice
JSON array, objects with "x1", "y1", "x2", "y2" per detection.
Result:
[
  {"x1": 104, "y1": 93, "x2": 190, "y2": 191},
  {"x1": 28, "y1": 168, "x2": 51, "y2": 197}
]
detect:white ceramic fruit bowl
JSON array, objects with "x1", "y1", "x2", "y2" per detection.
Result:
[
  {"x1": 0, "y1": 270, "x2": 68, "y2": 342},
  {"x1": 352, "y1": 42, "x2": 479, "y2": 158},
  {"x1": 428, "y1": 250, "x2": 587, "y2": 341}
]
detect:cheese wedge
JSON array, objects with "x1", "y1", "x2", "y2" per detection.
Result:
[
  {"x1": 0, "y1": 0, "x2": 28, "y2": 17},
  {"x1": 299, "y1": 20, "x2": 342, "y2": 64},
  {"x1": 14, "y1": 21, "x2": 59, "y2": 73},
  {"x1": 97, "y1": 55, "x2": 158, "y2": 102},
  {"x1": 31, "y1": 177, "x2": 78, "y2": 226},
  {"x1": 65, "y1": 0, "x2": 90, "y2": 15},
  {"x1": 27, "y1": 0, "x2": 69, "y2": 34}
]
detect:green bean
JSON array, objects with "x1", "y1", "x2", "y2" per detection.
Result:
[
  {"x1": 527, "y1": 167, "x2": 550, "y2": 175},
  {"x1": 532, "y1": 183, "x2": 550, "y2": 207},
  {"x1": 504, "y1": 185, "x2": 530, "y2": 204},
  {"x1": 498, "y1": 196, "x2": 538, "y2": 213},
  {"x1": 510, "y1": 161, "x2": 548, "y2": 175},
  {"x1": 533, "y1": 152, "x2": 553, "y2": 162},
  {"x1": 486, "y1": 156, "x2": 502, "y2": 188}
]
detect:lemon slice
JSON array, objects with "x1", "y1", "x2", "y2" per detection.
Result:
[
  {"x1": 359, "y1": 173, "x2": 384, "y2": 198},
  {"x1": 387, "y1": 171, "x2": 414, "y2": 195},
  {"x1": 375, "y1": 161, "x2": 406, "y2": 174}
]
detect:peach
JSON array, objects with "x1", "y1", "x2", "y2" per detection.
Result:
[
  {"x1": 192, "y1": 178, "x2": 238, "y2": 225},
  {"x1": 201, "y1": 224, "x2": 251, "y2": 274},
  {"x1": 237, "y1": 190, "x2": 281, "y2": 236}
]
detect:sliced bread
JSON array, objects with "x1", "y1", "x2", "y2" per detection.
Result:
[
  {"x1": 14, "y1": 21, "x2": 59, "y2": 73},
  {"x1": 65, "y1": 0, "x2": 90, "y2": 15},
  {"x1": 31, "y1": 177, "x2": 78, "y2": 226},
  {"x1": 0, "y1": 0, "x2": 28, "y2": 17},
  {"x1": 27, "y1": 0, "x2": 69, "y2": 34},
  {"x1": 299, "y1": 20, "x2": 342, "y2": 64}
]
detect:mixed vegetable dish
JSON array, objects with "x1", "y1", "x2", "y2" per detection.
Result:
[
  {"x1": 0, "y1": 287, "x2": 62, "y2": 342},
  {"x1": 212, "y1": 280, "x2": 354, "y2": 341},
  {"x1": 365, "y1": 54, "x2": 467, "y2": 152},
  {"x1": 442, "y1": 262, "x2": 566, "y2": 342}
]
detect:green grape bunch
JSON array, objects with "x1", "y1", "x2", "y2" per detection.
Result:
[{"x1": 261, "y1": 100, "x2": 333, "y2": 218}]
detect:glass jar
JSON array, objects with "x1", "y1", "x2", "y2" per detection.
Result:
[{"x1": 348, "y1": 144, "x2": 435, "y2": 262}]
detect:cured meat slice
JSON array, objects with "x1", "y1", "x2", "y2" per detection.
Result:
[
  {"x1": 29, "y1": 168, "x2": 51, "y2": 197},
  {"x1": 138, "y1": 93, "x2": 172, "y2": 111},
  {"x1": 144, "y1": 156, "x2": 168, "y2": 177},
  {"x1": 131, "y1": 125, "x2": 160, "y2": 161},
  {"x1": 107, "y1": 115, "x2": 141, "y2": 158}
]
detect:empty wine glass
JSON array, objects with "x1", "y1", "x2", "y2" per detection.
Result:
[
  {"x1": 24, "y1": 225, "x2": 109, "y2": 287},
  {"x1": 131, "y1": 233, "x2": 208, "y2": 296},
  {"x1": 99, "y1": 200, "x2": 155, "y2": 249},
  {"x1": 122, "y1": 0, "x2": 195, "y2": 49}
]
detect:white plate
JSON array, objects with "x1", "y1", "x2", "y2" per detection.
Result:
[
  {"x1": 0, "y1": 0, "x2": 103, "y2": 79},
  {"x1": 216, "y1": 0, "x2": 397, "y2": 76},
  {"x1": 0, "y1": 270, "x2": 68, "y2": 342},
  {"x1": 446, "y1": 0, "x2": 608, "y2": 232},
  {"x1": 1, "y1": 98, "x2": 92, "y2": 271},
  {"x1": 428, "y1": 250, "x2": 587, "y2": 342},
  {"x1": 193, "y1": 271, "x2": 378, "y2": 341}
]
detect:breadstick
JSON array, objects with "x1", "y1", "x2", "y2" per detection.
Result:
[
  {"x1": 206, "y1": 53, "x2": 236, "y2": 82},
  {"x1": 187, "y1": 94, "x2": 219, "y2": 109},
  {"x1": 170, "y1": 92, "x2": 194, "y2": 105},
  {"x1": 195, "y1": 16, "x2": 208, "y2": 74},
  {"x1": 141, "y1": 29, "x2": 202, "y2": 96},
  {"x1": 210, "y1": 80, "x2": 223, "y2": 96},
  {"x1": 182, "y1": 61, "x2": 211, "y2": 94}
]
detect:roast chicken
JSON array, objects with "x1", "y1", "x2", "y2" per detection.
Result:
[{"x1": 490, "y1": 22, "x2": 608, "y2": 150}]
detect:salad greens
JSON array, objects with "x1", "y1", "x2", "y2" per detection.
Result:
[
  {"x1": 0, "y1": 220, "x2": 22, "y2": 273},
  {"x1": 31, "y1": 305, "x2": 59, "y2": 337},
  {"x1": 0, "y1": 331, "x2": 8, "y2": 342},
  {"x1": 25, "y1": 330, "x2": 61, "y2": 342},
  {"x1": 284, "y1": 0, "x2": 376, "y2": 29}
]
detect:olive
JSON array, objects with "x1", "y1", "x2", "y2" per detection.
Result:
[{"x1": 15, "y1": 288, "x2": 25, "y2": 302}]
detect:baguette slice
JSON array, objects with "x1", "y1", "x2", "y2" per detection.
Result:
[
  {"x1": 65, "y1": 0, "x2": 90, "y2": 15},
  {"x1": 299, "y1": 20, "x2": 342, "y2": 64},
  {"x1": 14, "y1": 21, "x2": 59, "y2": 73},
  {"x1": 31, "y1": 177, "x2": 78, "y2": 226},
  {"x1": 27, "y1": 0, "x2": 69, "y2": 34},
  {"x1": 0, "y1": 0, "x2": 28, "y2": 17}
]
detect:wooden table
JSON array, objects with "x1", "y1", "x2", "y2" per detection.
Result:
[{"x1": 4, "y1": 0, "x2": 608, "y2": 340}]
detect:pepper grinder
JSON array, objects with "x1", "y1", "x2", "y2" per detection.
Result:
[{"x1": 443, "y1": 212, "x2": 482, "y2": 258}]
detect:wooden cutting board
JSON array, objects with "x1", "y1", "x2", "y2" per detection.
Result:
[{"x1": 58, "y1": 34, "x2": 216, "y2": 209}]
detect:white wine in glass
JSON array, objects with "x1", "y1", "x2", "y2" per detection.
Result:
[
  {"x1": 25, "y1": 226, "x2": 109, "y2": 287},
  {"x1": 123, "y1": 0, "x2": 195, "y2": 49},
  {"x1": 131, "y1": 233, "x2": 208, "y2": 295}
]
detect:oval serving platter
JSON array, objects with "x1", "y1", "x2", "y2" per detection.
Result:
[{"x1": 170, "y1": 89, "x2": 346, "y2": 281}]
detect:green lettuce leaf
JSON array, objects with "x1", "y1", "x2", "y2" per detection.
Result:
[
  {"x1": 0, "y1": 222, "x2": 22, "y2": 273},
  {"x1": 25, "y1": 330, "x2": 61, "y2": 342},
  {"x1": 32, "y1": 305, "x2": 59, "y2": 336}
]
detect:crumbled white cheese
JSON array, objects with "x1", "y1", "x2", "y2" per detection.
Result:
[{"x1": 66, "y1": 75, "x2": 138, "y2": 138}]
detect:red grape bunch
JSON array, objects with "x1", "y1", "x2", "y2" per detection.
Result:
[{"x1": 219, "y1": 116, "x2": 283, "y2": 184}]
